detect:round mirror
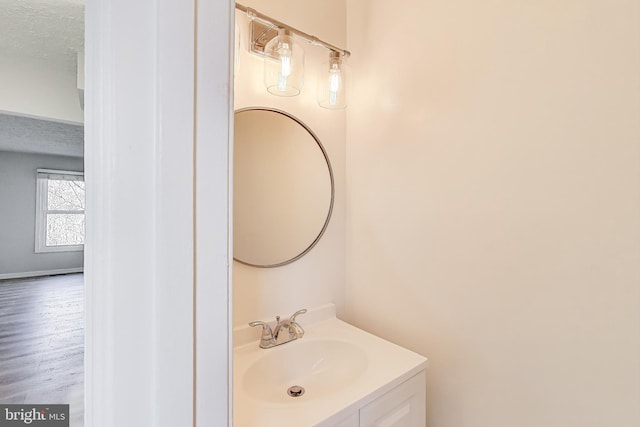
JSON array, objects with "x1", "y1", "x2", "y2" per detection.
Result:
[{"x1": 233, "y1": 108, "x2": 334, "y2": 267}]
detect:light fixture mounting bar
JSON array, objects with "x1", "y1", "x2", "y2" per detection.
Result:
[
  {"x1": 235, "y1": 2, "x2": 351, "y2": 58},
  {"x1": 249, "y1": 21, "x2": 279, "y2": 57}
]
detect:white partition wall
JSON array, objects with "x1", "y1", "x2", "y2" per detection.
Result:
[
  {"x1": 84, "y1": 0, "x2": 232, "y2": 426},
  {"x1": 195, "y1": 0, "x2": 235, "y2": 425}
]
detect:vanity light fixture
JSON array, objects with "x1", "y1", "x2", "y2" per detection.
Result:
[{"x1": 236, "y1": 2, "x2": 351, "y2": 108}]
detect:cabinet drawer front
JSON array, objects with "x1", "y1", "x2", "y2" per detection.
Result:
[
  {"x1": 315, "y1": 410, "x2": 359, "y2": 427},
  {"x1": 360, "y1": 371, "x2": 426, "y2": 427},
  {"x1": 334, "y1": 411, "x2": 360, "y2": 427}
]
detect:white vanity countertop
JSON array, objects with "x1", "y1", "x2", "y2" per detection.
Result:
[{"x1": 233, "y1": 305, "x2": 427, "y2": 427}]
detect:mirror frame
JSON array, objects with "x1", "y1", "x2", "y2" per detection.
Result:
[{"x1": 233, "y1": 107, "x2": 335, "y2": 268}]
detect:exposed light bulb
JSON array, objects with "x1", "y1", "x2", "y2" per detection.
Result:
[
  {"x1": 329, "y1": 63, "x2": 341, "y2": 106},
  {"x1": 277, "y1": 45, "x2": 292, "y2": 91}
]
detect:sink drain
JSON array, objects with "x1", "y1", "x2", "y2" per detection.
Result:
[{"x1": 287, "y1": 385, "x2": 305, "y2": 397}]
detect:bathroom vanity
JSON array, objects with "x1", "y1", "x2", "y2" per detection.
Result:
[
  {"x1": 232, "y1": 108, "x2": 426, "y2": 426},
  {"x1": 233, "y1": 304, "x2": 427, "y2": 427}
]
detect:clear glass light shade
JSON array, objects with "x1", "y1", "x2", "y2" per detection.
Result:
[
  {"x1": 264, "y1": 29, "x2": 304, "y2": 96},
  {"x1": 317, "y1": 53, "x2": 350, "y2": 109}
]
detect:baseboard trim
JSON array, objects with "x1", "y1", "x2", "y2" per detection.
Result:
[{"x1": 0, "y1": 267, "x2": 84, "y2": 280}]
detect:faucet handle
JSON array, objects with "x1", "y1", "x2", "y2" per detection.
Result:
[
  {"x1": 249, "y1": 321, "x2": 275, "y2": 348},
  {"x1": 249, "y1": 320, "x2": 273, "y2": 337},
  {"x1": 289, "y1": 309, "x2": 307, "y2": 322},
  {"x1": 288, "y1": 309, "x2": 307, "y2": 338}
]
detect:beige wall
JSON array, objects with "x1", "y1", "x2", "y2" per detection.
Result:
[
  {"x1": 233, "y1": 0, "x2": 347, "y2": 326},
  {"x1": 0, "y1": 55, "x2": 83, "y2": 124},
  {"x1": 345, "y1": 1, "x2": 640, "y2": 426}
]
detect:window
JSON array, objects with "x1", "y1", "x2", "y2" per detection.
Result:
[{"x1": 35, "y1": 169, "x2": 85, "y2": 253}]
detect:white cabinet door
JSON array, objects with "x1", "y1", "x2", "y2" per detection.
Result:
[
  {"x1": 359, "y1": 371, "x2": 426, "y2": 427},
  {"x1": 316, "y1": 409, "x2": 359, "y2": 427},
  {"x1": 332, "y1": 411, "x2": 360, "y2": 427}
]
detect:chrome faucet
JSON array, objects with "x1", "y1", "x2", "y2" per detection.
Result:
[{"x1": 249, "y1": 309, "x2": 307, "y2": 349}]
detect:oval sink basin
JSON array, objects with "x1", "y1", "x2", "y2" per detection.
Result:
[{"x1": 241, "y1": 339, "x2": 368, "y2": 405}]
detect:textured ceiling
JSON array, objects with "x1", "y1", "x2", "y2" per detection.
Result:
[
  {"x1": 0, "y1": 0, "x2": 84, "y2": 157},
  {"x1": 0, "y1": 0, "x2": 84, "y2": 69},
  {"x1": 0, "y1": 113, "x2": 83, "y2": 157}
]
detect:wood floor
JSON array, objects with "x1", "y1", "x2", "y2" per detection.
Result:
[{"x1": 0, "y1": 273, "x2": 83, "y2": 426}]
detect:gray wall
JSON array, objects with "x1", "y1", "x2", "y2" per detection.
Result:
[{"x1": 0, "y1": 150, "x2": 84, "y2": 276}]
